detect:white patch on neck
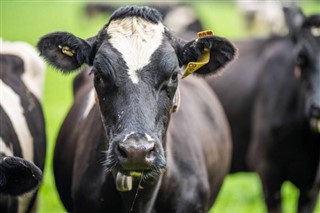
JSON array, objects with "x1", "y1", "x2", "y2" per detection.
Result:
[
  {"x1": 107, "y1": 17, "x2": 165, "y2": 84},
  {"x1": 0, "y1": 137, "x2": 13, "y2": 156},
  {"x1": 145, "y1": 133, "x2": 154, "y2": 142},
  {"x1": 1, "y1": 39, "x2": 46, "y2": 101},
  {"x1": 82, "y1": 89, "x2": 96, "y2": 118},
  {"x1": 0, "y1": 80, "x2": 33, "y2": 162}
]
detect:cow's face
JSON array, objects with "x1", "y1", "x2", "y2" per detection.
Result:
[
  {"x1": 37, "y1": 6, "x2": 236, "y2": 180},
  {"x1": 92, "y1": 20, "x2": 180, "y2": 178},
  {"x1": 295, "y1": 14, "x2": 320, "y2": 133}
]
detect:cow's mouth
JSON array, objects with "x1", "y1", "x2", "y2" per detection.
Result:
[
  {"x1": 119, "y1": 169, "x2": 147, "y2": 177},
  {"x1": 116, "y1": 172, "x2": 133, "y2": 192},
  {"x1": 115, "y1": 169, "x2": 162, "y2": 192},
  {"x1": 310, "y1": 117, "x2": 320, "y2": 133}
]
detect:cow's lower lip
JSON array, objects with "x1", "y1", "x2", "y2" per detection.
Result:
[
  {"x1": 119, "y1": 170, "x2": 150, "y2": 177},
  {"x1": 310, "y1": 118, "x2": 320, "y2": 134}
]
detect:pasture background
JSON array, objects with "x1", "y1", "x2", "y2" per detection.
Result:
[{"x1": 1, "y1": 1, "x2": 319, "y2": 212}]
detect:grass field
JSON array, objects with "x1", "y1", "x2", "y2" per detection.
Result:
[{"x1": 1, "y1": 1, "x2": 319, "y2": 212}]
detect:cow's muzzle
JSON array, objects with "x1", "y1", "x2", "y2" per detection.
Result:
[
  {"x1": 109, "y1": 132, "x2": 166, "y2": 176},
  {"x1": 116, "y1": 137, "x2": 155, "y2": 171}
]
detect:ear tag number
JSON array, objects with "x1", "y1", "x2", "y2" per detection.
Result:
[
  {"x1": 58, "y1": 45, "x2": 75, "y2": 57},
  {"x1": 181, "y1": 30, "x2": 214, "y2": 79}
]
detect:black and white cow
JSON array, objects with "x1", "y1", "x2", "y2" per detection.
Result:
[
  {"x1": 0, "y1": 40, "x2": 46, "y2": 213},
  {"x1": 208, "y1": 7, "x2": 320, "y2": 213},
  {"x1": 38, "y1": 6, "x2": 236, "y2": 213}
]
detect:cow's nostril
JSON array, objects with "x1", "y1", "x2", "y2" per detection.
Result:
[
  {"x1": 117, "y1": 144, "x2": 128, "y2": 158},
  {"x1": 146, "y1": 143, "x2": 155, "y2": 159}
]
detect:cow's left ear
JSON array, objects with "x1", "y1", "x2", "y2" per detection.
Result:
[
  {"x1": 283, "y1": 7, "x2": 305, "y2": 42},
  {"x1": 37, "y1": 32, "x2": 94, "y2": 72},
  {"x1": 178, "y1": 35, "x2": 236, "y2": 77}
]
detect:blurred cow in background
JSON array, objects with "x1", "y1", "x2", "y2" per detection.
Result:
[
  {"x1": 235, "y1": 0, "x2": 297, "y2": 36},
  {"x1": 208, "y1": 7, "x2": 320, "y2": 213},
  {"x1": 249, "y1": 9, "x2": 320, "y2": 212},
  {"x1": 0, "y1": 40, "x2": 46, "y2": 213}
]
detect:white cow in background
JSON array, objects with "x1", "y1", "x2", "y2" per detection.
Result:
[{"x1": 236, "y1": 0, "x2": 297, "y2": 36}]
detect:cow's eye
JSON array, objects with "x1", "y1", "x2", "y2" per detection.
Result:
[
  {"x1": 170, "y1": 72, "x2": 178, "y2": 82},
  {"x1": 297, "y1": 53, "x2": 309, "y2": 68},
  {"x1": 94, "y1": 72, "x2": 103, "y2": 84}
]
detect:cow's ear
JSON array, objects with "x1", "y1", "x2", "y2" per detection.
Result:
[
  {"x1": 283, "y1": 6, "x2": 305, "y2": 42},
  {"x1": 0, "y1": 156, "x2": 42, "y2": 196},
  {"x1": 178, "y1": 35, "x2": 236, "y2": 77},
  {"x1": 37, "y1": 32, "x2": 93, "y2": 72}
]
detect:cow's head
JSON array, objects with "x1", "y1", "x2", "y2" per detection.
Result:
[
  {"x1": 285, "y1": 7, "x2": 320, "y2": 133},
  {"x1": 38, "y1": 6, "x2": 235, "y2": 181}
]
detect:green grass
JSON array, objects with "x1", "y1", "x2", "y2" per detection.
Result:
[{"x1": 1, "y1": 1, "x2": 319, "y2": 212}]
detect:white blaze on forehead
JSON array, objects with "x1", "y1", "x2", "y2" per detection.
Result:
[
  {"x1": 82, "y1": 89, "x2": 96, "y2": 119},
  {"x1": 0, "y1": 80, "x2": 33, "y2": 162},
  {"x1": 107, "y1": 17, "x2": 165, "y2": 84},
  {"x1": 0, "y1": 39, "x2": 46, "y2": 101}
]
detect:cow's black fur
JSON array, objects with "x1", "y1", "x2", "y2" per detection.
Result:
[
  {"x1": 207, "y1": 37, "x2": 275, "y2": 172},
  {"x1": 0, "y1": 155, "x2": 42, "y2": 196},
  {"x1": 38, "y1": 5, "x2": 236, "y2": 213}
]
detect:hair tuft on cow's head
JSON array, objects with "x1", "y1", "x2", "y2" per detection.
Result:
[{"x1": 108, "y1": 6, "x2": 163, "y2": 24}]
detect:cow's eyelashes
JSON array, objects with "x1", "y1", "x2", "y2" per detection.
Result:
[
  {"x1": 170, "y1": 72, "x2": 178, "y2": 82},
  {"x1": 94, "y1": 72, "x2": 104, "y2": 84},
  {"x1": 93, "y1": 70, "x2": 118, "y2": 91},
  {"x1": 168, "y1": 71, "x2": 179, "y2": 87}
]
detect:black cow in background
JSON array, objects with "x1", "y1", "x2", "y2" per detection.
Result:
[
  {"x1": 207, "y1": 37, "x2": 272, "y2": 173},
  {"x1": 208, "y1": 7, "x2": 320, "y2": 213},
  {"x1": 0, "y1": 40, "x2": 47, "y2": 212},
  {"x1": 38, "y1": 6, "x2": 236, "y2": 213},
  {"x1": 249, "y1": 9, "x2": 320, "y2": 213}
]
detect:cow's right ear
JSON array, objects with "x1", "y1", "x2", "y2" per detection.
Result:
[
  {"x1": 37, "y1": 32, "x2": 93, "y2": 72},
  {"x1": 283, "y1": 6, "x2": 305, "y2": 41}
]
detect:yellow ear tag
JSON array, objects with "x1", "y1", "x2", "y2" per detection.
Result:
[
  {"x1": 181, "y1": 30, "x2": 214, "y2": 79},
  {"x1": 58, "y1": 45, "x2": 75, "y2": 57}
]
